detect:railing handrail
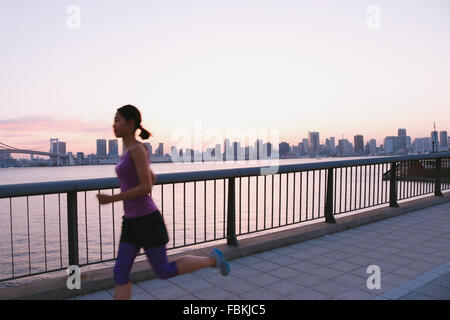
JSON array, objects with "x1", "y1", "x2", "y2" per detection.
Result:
[{"x1": 1, "y1": 152, "x2": 449, "y2": 199}]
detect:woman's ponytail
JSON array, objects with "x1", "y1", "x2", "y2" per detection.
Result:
[{"x1": 139, "y1": 125, "x2": 152, "y2": 140}]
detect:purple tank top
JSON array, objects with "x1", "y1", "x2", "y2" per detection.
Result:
[{"x1": 115, "y1": 146, "x2": 158, "y2": 218}]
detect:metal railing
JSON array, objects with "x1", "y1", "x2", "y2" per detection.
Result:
[{"x1": 0, "y1": 152, "x2": 449, "y2": 282}]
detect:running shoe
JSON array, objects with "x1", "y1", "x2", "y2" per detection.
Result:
[{"x1": 210, "y1": 248, "x2": 231, "y2": 276}]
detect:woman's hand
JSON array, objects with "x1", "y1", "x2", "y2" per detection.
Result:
[{"x1": 96, "y1": 193, "x2": 114, "y2": 205}]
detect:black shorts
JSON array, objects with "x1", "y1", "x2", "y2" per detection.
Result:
[{"x1": 119, "y1": 210, "x2": 169, "y2": 249}]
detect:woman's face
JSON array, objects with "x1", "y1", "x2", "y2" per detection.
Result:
[{"x1": 113, "y1": 112, "x2": 135, "y2": 138}]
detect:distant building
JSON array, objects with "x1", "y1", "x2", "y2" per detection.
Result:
[
  {"x1": 337, "y1": 139, "x2": 352, "y2": 155},
  {"x1": 431, "y1": 131, "x2": 439, "y2": 152},
  {"x1": 143, "y1": 142, "x2": 152, "y2": 157},
  {"x1": 398, "y1": 128, "x2": 407, "y2": 150},
  {"x1": 58, "y1": 142, "x2": 66, "y2": 155},
  {"x1": 96, "y1": 139, "x2": 107, "y2": 157},
  {"x1": 354, "y1": 135, "x2": 364, "y2": 154},
  {"x1": 302, "y1": 138, "x2": 309, "y2": 154},
  {"x1": 384, "y1": 136, "x2": 404, "y2": 154},
  {"x1": 279, "y1": 142, "x2": 290, "y2": 157},
  {"x1": 155, "y1": 143, "x2": 164, "y2": 156},
  {"x1": 108, "y1": 139, "x2": 118, "y2": 157},
  {"x1": 308, "y1": 131, "x2": 320, "y2": 156},
  {"x1": 369, "y1": 139, "x2": 377, "y2": 153},
  {"x1": 439, "y1": 131, "x2": 448, "y2": 151},
  {"x1": 330, "y1": 137, "x2": 336, "y2": 154}
]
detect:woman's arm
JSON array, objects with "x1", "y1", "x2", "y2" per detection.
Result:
[{"x1": 112, "y1": 144, "x2": 152, "y2": 202}]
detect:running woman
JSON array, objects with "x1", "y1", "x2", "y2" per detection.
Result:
[{"x1": 96, "y1": 104, "x2": 230, "y2": 300}]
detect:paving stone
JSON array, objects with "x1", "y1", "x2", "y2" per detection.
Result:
[
  {"x1": 253, "y1": 251, "x2": 282, "y2": 260},
  {"x1": 285, "y1": 250, "x2": 316, "y2": 260},
  {"x1": 308, "y1": 266, "x2": 345, "y2": 280},
  {"x1": 399, "y1": 292, "x2": 435, "y2": 300},
  {"x1": 398, "y1": 279, "x2": 428, "y2": 291},
  {"x1": 392, "y1": 266, "x2": 425, "y2": 278},
  {"x1": 230, "y1": 266, "x2": 261, "y2": 279},
  {"x1": 77, "y1": 290, "x2": 113, "y2": 300},
  {"x1": 344, "y1": 255, "x2": 377, "y2": 267},
  {"x1": 406, "y1": 261, "x2": 440, "y2": 273},
  {"x1": 373, "y1": 260, "x2": 404, "y2": 273},
  {"x1": 430, "y1": 273, "x2": 450, "y2": 289},
  {"x1": 151, "y1": 285, "x2": 189, "y2": 299},
  {"x1": 246, "y1": 273, "x2": 280, "y2": 287},
  {"x1": 333, "y1": 273, "x2": 367, "y2": 288},
  {"x1": 266, "y1": 280, "x2": 304, "y2": 296},
  {"x1": 193, "y1": 286, "x2": 236, "y2": 300},
  {"x1": 220, "y1": 278, "x2": 259, "y2": 295},
  {"x1": 306, "y1": 246, "x2": 333, "y2": 255},
  {"x1": 176, "y1": 278, "x2": 215, "y2": 293},
  {"x1": 381, "y1": 286, "x2": 411, "y2": 300},
  {"x1": 235, "y1": 256, "x2": 264, "y2": 266},
  {"x1": 414, "y1": 271, "x2": 442, "y2": 283},
  {"x1": 250, "y1": 261, "x2": 280, "y2": 272},
  {"x1": 267, "y1": 266, "x2": 302, "y2": 280},
  {"x1": 238, "y1": 287, "x2": 283, "y2": 300},
  {"x1": 312, "y1": 280, "x2": 354, "y2": 298},
  {"x1": 415, "y1": 283, "x2": 450, "y2": 300},
  {"x1": 270, "y1": 246, "x2": 297, "y2": 256},
  {"x1": 381, "y1": 272, "x2": 411, "y2": 287},
  {"x1": 308, "y1": 255, "x2": 337, "y2": 267},
  {"x1": 131, "y1": 291, "x2": 157, "y2": 300},
  {"x1": 174, "y1": 294, "x2": 199, "y2": 300},
  {"x1": 138, "y1": 278, "x2": 173, "y2": 291},
  {"x1": 323, "y1": 250, "x2": 354, "y2": 261},
  {"x1": 206, "y1": 274, "x2": 241, "y2": 286},
  {"x1": 285, "y1": 287, "x2": 332, "y2": 300},
  {"x1": 334, "y1": 288, "x2": 377, "y2": 300},
  {"x1": 293, "y1": 272, "x2": 329, "y2": 287},
  {"x1": 168, "y1": 273, "x2": 201, "y2": 285},
  {"x1": 289, "y1": 261, "x2": 321, "y2": 273},
  {"x1": 328, "y1": 261, "x2": 360, "y2": 273}
]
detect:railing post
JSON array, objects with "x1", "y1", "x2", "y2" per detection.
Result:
[
  {"x1": 325, "y1": 168, "x2": 336, "y2": 223},
  {"x1": 67, "y1": 191, "x2": 79, "y2": 266},
  {"x1": 226, "y1": 177, "x2": 239, "y2": 246},
  {"x1": 389, "y1": 162, "x2": 399, "y2": 207},
  {"x1": 435, "y1": 157, "x2": 443, "y2": 197}
]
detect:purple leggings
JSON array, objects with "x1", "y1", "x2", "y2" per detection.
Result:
[{"x1": 113, "y1": 242, "x2": 178, "y2": 285}]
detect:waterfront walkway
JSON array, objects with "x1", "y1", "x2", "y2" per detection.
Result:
[{"x1": 71, "y1": 201, "x2": 450, "y2": 300}]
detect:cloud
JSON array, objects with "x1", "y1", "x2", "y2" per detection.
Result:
[{"x1": 0, "y1": 114, "x2": 112, "y2": 133}]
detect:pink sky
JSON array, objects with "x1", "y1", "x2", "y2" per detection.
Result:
[{"x1": 0, "y1": 0, "x2": 449, "y2": 156}]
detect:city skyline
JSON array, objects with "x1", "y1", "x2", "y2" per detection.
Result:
[
  {"x1": 18, "y1": 127, "x2": 450, "y2": 157},
  {"x1": 0, "y1": 1, "x2": 449, "y2": 155}
]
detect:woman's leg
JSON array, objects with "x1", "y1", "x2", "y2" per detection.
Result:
[
  {"x1": 175, "y1": 255, "x2": 216, "y2": 275},
  {"x1": 113, "y1": 242, "x2": 140, "y2": 300},
  {"x1": 144, "y1": 246, "x2": 216, "y2": 279}
]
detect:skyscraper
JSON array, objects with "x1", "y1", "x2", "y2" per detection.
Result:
[
  {"x1": 156, "y1": 143, "x2": 164, "y2": 156},
  {"x1": 279, "y1": 142, "x2": 290, "y2": 157},
  {"x1": 97, "y1": 139, "x2": 107, "y2": 157},
  {"x1": 440, "y1": 131, "x2": 448, "y2": 151},
  {"x1": 108, "y1": 139, "x2": 118, "y2": 157},
  {"x1": 143, "y1": 142, "x2": 152, "y2": 158},
  {"x1": 398, "y1": 128, "x2": 407, "y2": 150},
  {"x1": 354, "y1": 135, "x2": 364, "y2": 154},
  {"x1": 369, "y1": 139, "x2": 377, "y2": 153},
  {"x1": 431, "y1": 131, "x2": 439, "y2": 152},
  {"x1": 308, "y1": 131, "x2": 320, "y2": 156}
]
